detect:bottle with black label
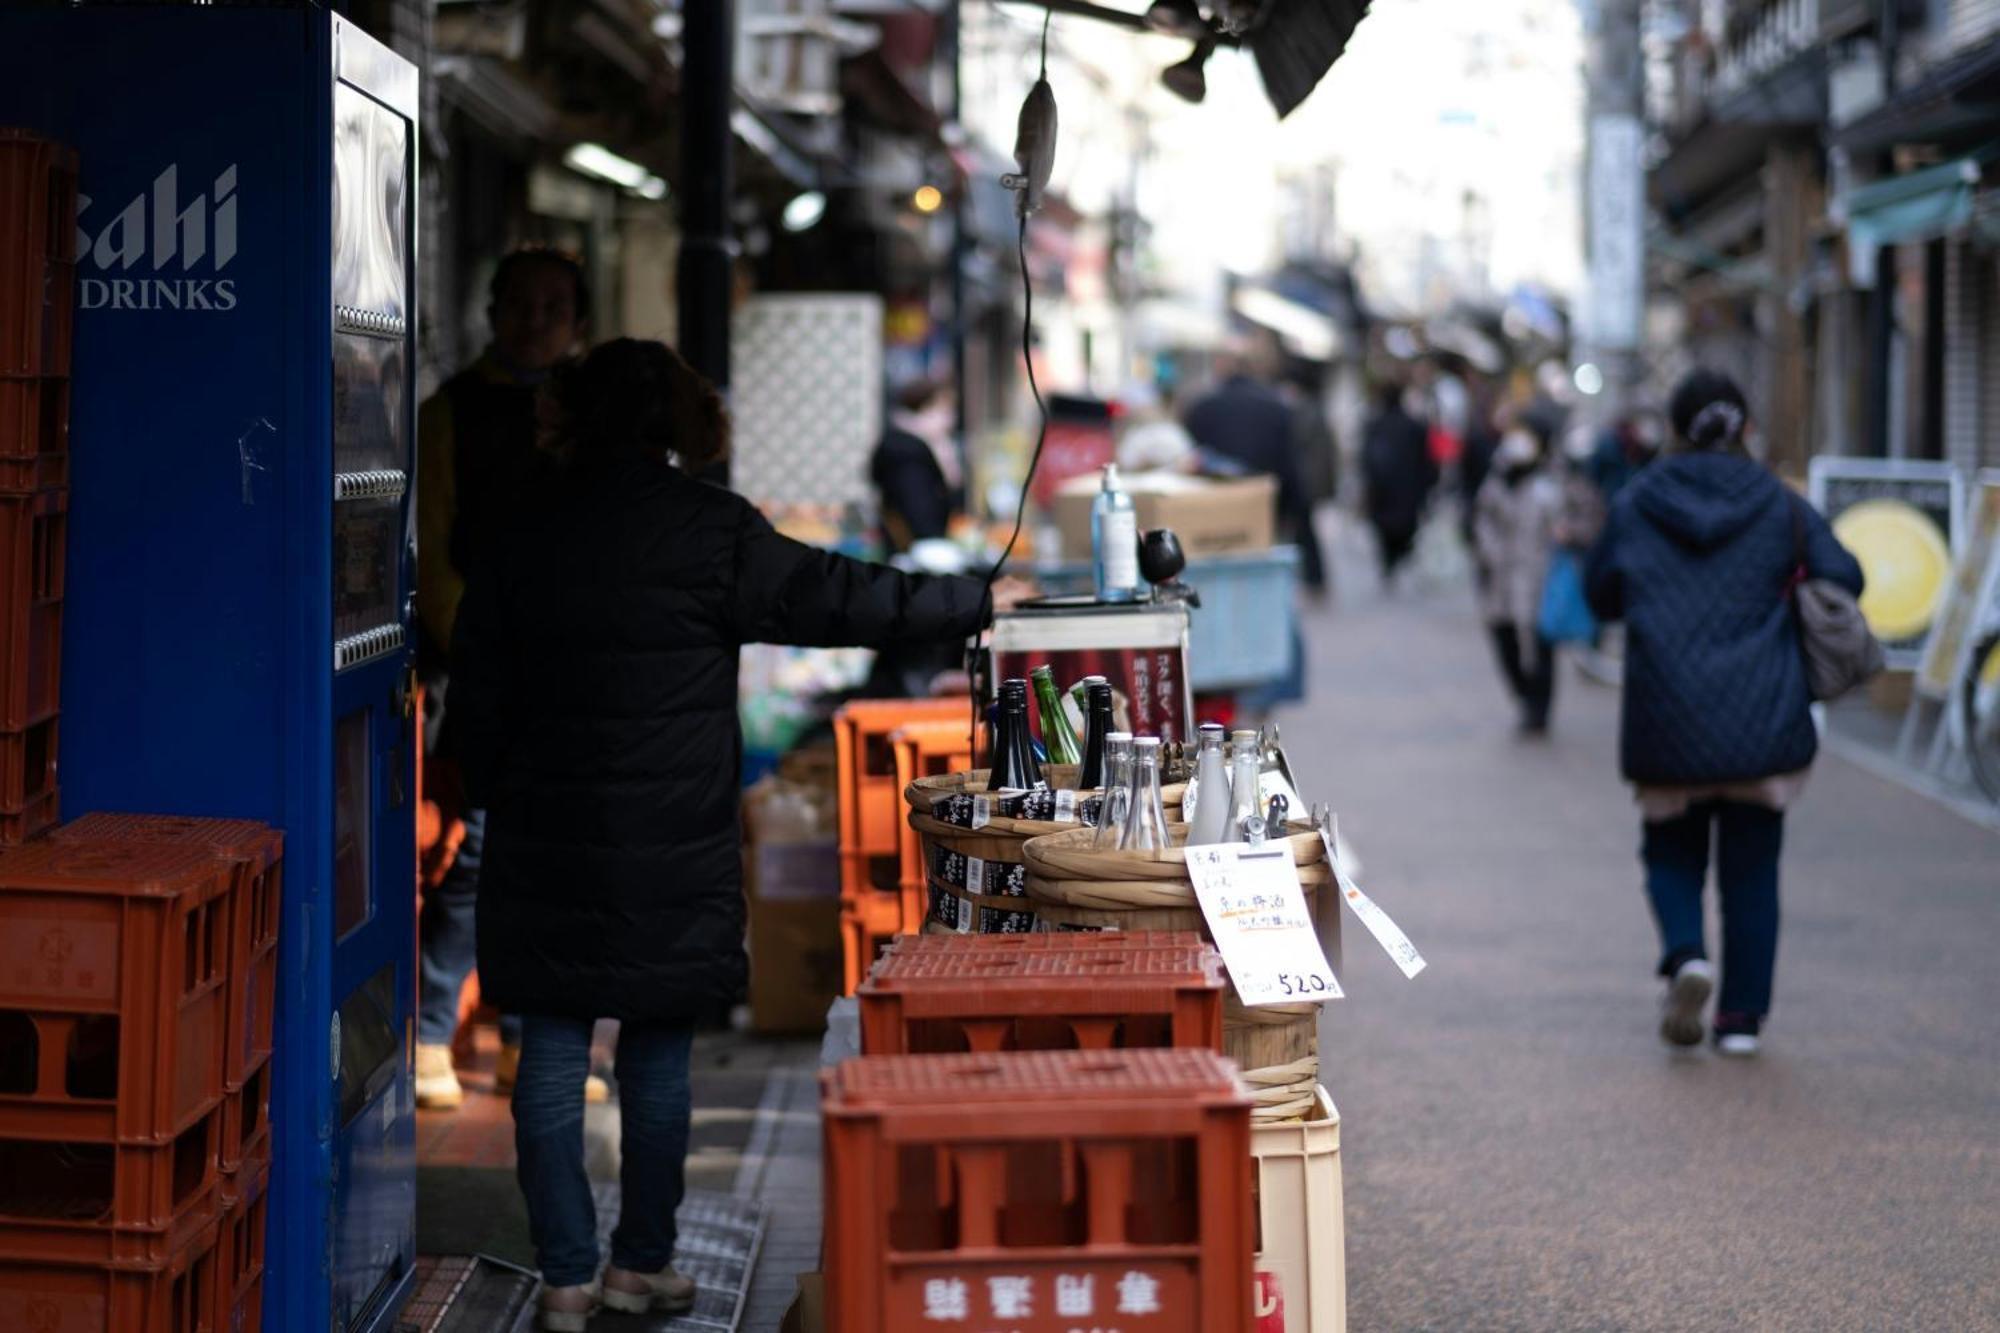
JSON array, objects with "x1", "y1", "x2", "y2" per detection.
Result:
[
  {"x1": 1078, "y1": 678, "x2": 1115, "y2": 789},
  {"x1": 988, "y1": 679, "x2": 1039, "y2": 792}
]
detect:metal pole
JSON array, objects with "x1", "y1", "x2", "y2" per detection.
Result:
[
  {"x1": 679, "y1": 0, "x2": 735, "y2": 481},
  {"x1": 1582, "y1": 0, "x2": 1646, "y2": 415},
  {"x1": 947, "y1": 0, "x2": 970, "y2": 447}
]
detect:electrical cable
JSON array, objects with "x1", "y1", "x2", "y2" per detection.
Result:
[{"x1": 968, "y1": 9, "x2": 1056, "y2": 764}]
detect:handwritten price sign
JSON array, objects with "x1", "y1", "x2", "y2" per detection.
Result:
[{"x1": 1186, "y1": 842, "x2": 1342, "y2": 1006}]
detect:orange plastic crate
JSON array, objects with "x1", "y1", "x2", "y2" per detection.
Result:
[
  {"x1": 0, "y1": 840, "x2": 233, "y2": 1144},
  {"x1": 889, "y1": 720, "x2": 975, "y2": 934},
  {"x1": 885, "y1": 929, "x2": 1199, "y2": 956},
  {"x1": 0, "y1": 785, "x2": 57, "y2": 845},
  {"x1": 0, "y1": 1099, "x2": 221, "y2": 1266},
  {"x1": 0, "y1": 486, "x2": 65, "y2": 732},
  {"x1": 822, "y1": 1048, "x2": 1256, "y2": 1333},
  {"x1": 0, "y1": 1210, "x2": 221, "y2": 1333},
  {"x1": 857, "y1": 933, "x2": 1224, "y2": 1055},
  {"x1": 216, "y1": 1057, "x2": 267, "y2": 1179},
  {"x1": 0, "y1": 374, "x2": 70, "y2": 491},
  {"x1": 835, "y1": 698, "x2": 971, "y2": 898},
  {"x1": 841, "y1": 896, "x2": 903, "y2": 998},
  {"x1": 56, "y1": 816, "x2": 284, "y2": 1092}
]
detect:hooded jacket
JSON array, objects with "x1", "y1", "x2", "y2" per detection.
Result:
[
  {"x1": 451, "y1": 452, "x2": 992, "y2": 1022},
  {"x1": 1584, "y1": 451, "x2": 1863, "y2": 786}
]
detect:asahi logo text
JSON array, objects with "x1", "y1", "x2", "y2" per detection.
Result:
[{"x1": 77, "y1": 164, "x2": 239, "y2": 311}]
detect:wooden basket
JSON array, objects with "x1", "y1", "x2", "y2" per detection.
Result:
[
  {"x1": 1022, "y1": 822, "x2": 1330, "y2": 1122},
  {"x1": 904, "y1": 769, "x2": 1186, "y2": 937}
]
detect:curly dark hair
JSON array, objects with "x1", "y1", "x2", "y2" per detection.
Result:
[{"x1": 543, "y1": 338, "x2": 730, "y2": 471}]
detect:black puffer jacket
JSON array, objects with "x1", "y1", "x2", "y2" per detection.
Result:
[{"x1": 452, "y1": 453, "x2": 991, "y2": 1021}]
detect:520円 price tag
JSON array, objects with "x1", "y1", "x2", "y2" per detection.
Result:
[{"x1": 1186, "y1": 841, "x2": 1342, "y2": 1006}]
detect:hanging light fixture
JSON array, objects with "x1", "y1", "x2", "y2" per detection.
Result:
[
  {"x1": 1143, "y1": 0, "x2": 1208, "y2": 40},
  {"x1": 1161, "y1": 40, "x2": 1214, "y2": 104}
]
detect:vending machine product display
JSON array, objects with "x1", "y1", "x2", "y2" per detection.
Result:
[{"x1": 1, "y1": 11, "x2": 420, "y2": 1331}]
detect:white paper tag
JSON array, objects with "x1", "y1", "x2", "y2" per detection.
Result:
[
  {"x1": 1186, "y1": 842, "x2": 1342, "y2": 1005},
  {"x1": 1182, "y1": 774, "x2": 1201, "y2": 825},
  {"x1": 966, "y1": 857, "x2": 985, "y2": 895},
  {"x1": 1258, "y1": 769, "x2": 1302, "y2": 815},
  {"x1": 971, "y1": 795, "x2": 992, "y2": 830},
  {"x1": 954, "y1": 891, "x2": 973, "y2": 934},
  {"x1": 1054, "y1": 789, "x2": 1078, "y2": 824},
  {"x1": 1322, "y1": 819, "x2": 1426, "y2": 979}
]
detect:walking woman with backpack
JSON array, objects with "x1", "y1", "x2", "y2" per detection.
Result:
[
  {"x1": 1584, "y1": 369, "x2": 1865, "y2": 1056},
  {"x1": 450, "y1": 339, "x2": 997, "y2": 1329}
]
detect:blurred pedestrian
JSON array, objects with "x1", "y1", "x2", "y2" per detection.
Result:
[
  {"x1": 1184, "y1": 341, "x2": 1327, "y2": 596},
  {"x1": 1473, "y1": 410, "x2": 1562, "y2": 734},
  {"x1": 1585, "y1": 369, "x2": 1863, "y2": 1056},
  {"x1": 1361, "y1": 381, "x2": 1438, "y2": 586},
  {"x1": 870, "y1": 377, "x2": 963, "y2": 554},
  {"x1": 414, "y1": 247, "x2": 593, "y2": 1112},
  {"x1": 452, "y1": 339, "x2": 998, "y2": 1328},
  {"x1": 1280, "y1": 366, "x2": 1340, "y2": 515}
]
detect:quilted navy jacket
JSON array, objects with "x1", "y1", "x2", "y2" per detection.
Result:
[
  {"x1": 451, "y1": 452, "x2": 992, "y2": 1022},
  {"x1": 1584, "y1": 452, "x2": 1863, "y2": 786}
]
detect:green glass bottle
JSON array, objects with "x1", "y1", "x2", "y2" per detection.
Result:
[{"x1": 1030, "y1": 664, "x2": 1084, "y2": 768}]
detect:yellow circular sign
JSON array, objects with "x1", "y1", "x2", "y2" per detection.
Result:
[{"x1": 1832, "y1": 499, "x2": 1950, "y2": 642}]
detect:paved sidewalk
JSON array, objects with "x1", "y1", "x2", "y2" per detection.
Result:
[{"x1": 1292, "y1": 523, "x2": 2000, "y2": 1332}]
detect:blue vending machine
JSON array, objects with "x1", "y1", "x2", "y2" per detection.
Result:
[{"x1": 1, "y1": 8, "x2": 420, "y2": 1330}]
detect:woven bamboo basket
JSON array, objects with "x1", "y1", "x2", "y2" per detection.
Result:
[
  {"x1": 1022, "y1": 822, "x2": 1328, "y2": 1121},
  {"x1": 904, "y1": 768, "x2": 1185, "y2": 936}
]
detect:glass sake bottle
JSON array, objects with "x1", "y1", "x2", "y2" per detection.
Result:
[
  {"x1": 987, "y1": 679, "x2": 1039, "y2": 792},
  {"x1": 1092, "y1": 733, "x2": 1135, "y2": 848},
  {"x1": 1078, "y1": 678, "x2": 1115, "y2": 789},
  {"x1": 1030, "y1": 664, "x2": 1084, "y2": 768},
  {"x1": 1121, "y1": 736, "x2": 1174, "y2": 852},
  {"x1": 1225, "y1": 729, "x2": 1264, "y2": 842},
  {"x1": 1184, "y1": 723, "x2": 1234, "y2": 846}
]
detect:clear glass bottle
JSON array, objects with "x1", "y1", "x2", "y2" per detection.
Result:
[
  {"x1": 1091, "y1": 463, "x2": 1141, "y2": 603},
  {"x1": 1121, "y1": 736, "x2": 1173, "y2": 851},
  {"x1": 1225, "y1": 729, "x2": 1263, "y2": 842},
  {"x1": 1184, "y1": 723, "x2": 1234, "y2": 845},
  {"x1": 1030, "y1": 665, "x2": 1083, "y2": 768},
  {"x1": 1092, "y1": 733, "x2": 1134, "y2": 848},
  {"x1": 1078, "y1": 679, "x2": 1115, "y2": 789},
  {"x1": 987, "y1": 679, "x2": 1038, "y2": 792}
]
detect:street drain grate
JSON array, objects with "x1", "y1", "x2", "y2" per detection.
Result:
[
  {"x1": 593, "y1": 1186, "x2": 768, "y2": 1332},
  {"x1": 400, "y1": 1254, "x2": 536, "y2": 1333}
]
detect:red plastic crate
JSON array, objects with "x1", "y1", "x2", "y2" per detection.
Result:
[
  {"x1": 885, "y1": 929, "x2": 1198, "y2": 956},
  {"x1": 0, "y1": 786, "x2": 57, "y2": 845},
  {"x1": 858, "y1": 934, "x2": 1225, "y2": 1055},
  {"x1": 822, "y1": 1048, "x2": 1256, "y2": 1333},
  {"x1": 0, "y1": 1099, "x2": 220, "y2": 1266},
  {"x1": 0, "y1": 374, "x2": 70, "y2": 490},
  {"x1": 0, "y1": 840, "x2": 233, "y2": 1143},
  {"x1": 213, "y1": 1159, "x2": 267, "y2": 1333},
  {"x1": 0, "y1": 1211, "x2": 221, "y2": 1333},
  {"x1": 216, "y1": 1057, "x2": 268, "y2": 1178},
  {"x1": 0, "y1": 132, "x2": 79, "y2": 380},
  {"x1": 54, "y1": 816, "x2": 284, "y2": 1092}
]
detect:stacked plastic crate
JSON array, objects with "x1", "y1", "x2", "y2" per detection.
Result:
[{"x1": 0, "y1": 130, "x2": 74, "y2": 844}]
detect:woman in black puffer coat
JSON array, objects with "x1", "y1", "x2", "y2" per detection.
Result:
[
  {"x1": 451, "y1": 339, "x2": 992, "y2": 1329},
  {"x1": 1585, "y1": 369, "x2": 1862, "y2": 1060}
]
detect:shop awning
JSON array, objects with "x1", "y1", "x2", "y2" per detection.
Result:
[
  {"x1": 1231, "y1": 284, "x2": 1341, "y2": 361},
  {"x1": 1841, "y1": 145, "x2": 1997, "y2": 280}
]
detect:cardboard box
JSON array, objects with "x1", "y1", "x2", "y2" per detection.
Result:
[
  {"x1": 1052, "y1": 472, "x2": 1278, "y2": 561},
  {"x1": 748, "y1": 889, "x2": 841, "y2": 1034}
]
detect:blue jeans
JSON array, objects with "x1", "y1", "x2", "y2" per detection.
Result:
[
  {"x1": 416, "y1": 808, "x2": 520, "y2": 1047},
  {"x1": 512, "y1": 1016, "x2": 693, "y2": 1288},
  {"x1": 1642, "y1": 801, "x2": 1783, "y2": 1023}
]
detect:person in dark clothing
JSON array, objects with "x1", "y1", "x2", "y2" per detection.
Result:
[
  {"x1": 870, "y1": 378, "x2": 963, "y2": 553},
  {"x1": 414, "y1": 247, "x2": 589, "y2": 1112},
  {"x1": 1585, "y1": 369, "x2": 1863, "y2": 1058},
  {"x1": 1360, "y1": 382, "x2": 1439, "y2": 584},
  {"x1": 451, "y1": 339, "x2": 994, "y2": 1329},
  {"x1": 1183, "y1": 351, "x2": 1327, "y2": 594}
]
